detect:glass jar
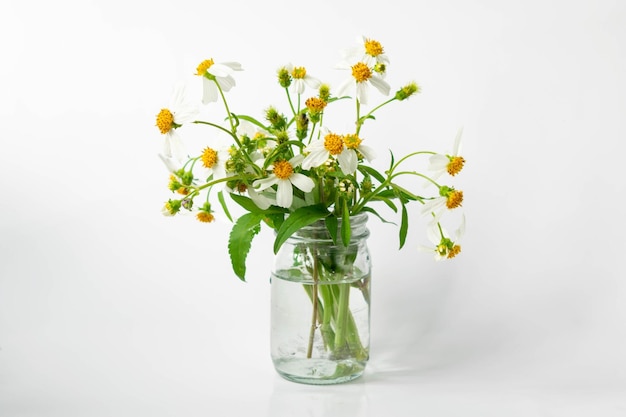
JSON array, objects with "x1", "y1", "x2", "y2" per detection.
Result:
[{"x1": 270, "y1": 213, "x2": 371, "y2": 384}]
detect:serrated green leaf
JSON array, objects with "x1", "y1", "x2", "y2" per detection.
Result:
[
  {"x1": 399, "y1": 203, "x2": 408, "y2": 249},
  {"x1": 273, "y1": 204, "x2": 329, "y2": 253},
  {"x1": 228, "y1": 213, "x2": 263, "y2": 281}
]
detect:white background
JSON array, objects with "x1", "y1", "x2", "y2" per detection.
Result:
[{"x1": 1, "y1": 0, "x2": 625, "y2": 415}]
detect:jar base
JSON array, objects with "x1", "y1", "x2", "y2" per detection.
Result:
[{"x1": 273, "y1": 357, "x2": 366, "y2": 385}]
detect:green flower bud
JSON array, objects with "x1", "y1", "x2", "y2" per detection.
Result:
[
  {"x1": 277, "y1": 67, "x2": 292, "y2": 88},
  {"x1": 394, "y1": 82, "x2": 420, "y2": 101}
]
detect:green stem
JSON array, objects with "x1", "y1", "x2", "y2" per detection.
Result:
[
  {"x1": 307, "y1": 254, "x2": 320, "y2": 358},
  {"x1": 333, "y1": 283, "x2": 351, "y2": 351}
]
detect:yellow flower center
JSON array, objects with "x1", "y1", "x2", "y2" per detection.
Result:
[
  {"x1": 156, "y1": 109, "x2": 174, "y2": 134},
  {"x1": 447, "y1": 245, "x2": 461, "y2": 259},
  {"x1": 364, "y1": 38, "x2": 384, "y2": 57},
  {"x1": 447, "y1": 156, "x2": 465, "y2": 176},
  {"x1": 324, "y1": 133, "x2": 345, "y2": 155},
  {"x1": 291, "y1": 66, "x2": 307, "y2": 79},
  {"x1": 446, "y1": 190, "x2": 464, "y2": 209},
  {"x1": 343, "y1": 134, "x2": 362, "y2": 150},
  {"x1": 196, "y1": 59, "x2": 215, "y2": 76},
  {"x1": 197, "y1": 211, "x2": 215, "y2": 223},
  {"x1": 351, "y1": 62, "x2": 372, "y2": 83},
  {"x1": 273, "y1": 160, "x2": 294, "y2": 180},
  {"x1": 253, "y1": 132, "x2": 266, "y2": 140},
  {"x1": 201, "y1": 147, "x2": 218, "y2": 168},
  {"x1": 305, "y1": 97, "x2": 327, "y2": 113}
]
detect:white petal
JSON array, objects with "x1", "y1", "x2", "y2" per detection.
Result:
[
  {"x1": 289, "y1": 173, "x2": 315, "y2": 193},
  {"x1": 217, "y1": 75, "x2": 236, "y2": 92},
  {"x1": 158, "y1": 153, "x2": 180, "y2": 173},
  {"x1": 301, "y1": 149, "x2": 329, "y2": 170},
  {"x1": 356, "y1": 82, "x2": 368, "y2": 104},
  {"x1": 337, "y1": 149, "x2": 357, "y2": 174},
  {"x1": 276, "y1": 180, "x2": 293, "y2": 208},
  {"x1": 304, "y1": 76, "x2": 321, "y2": 90},
  {"x1": 289, "y1": 154, "x2": 305, "y2": 167},
  {"x1": 223, "y1": 62, "x2": 243, "y2": 71},
  {"x1": 253, "y1": 175, "x2": 278, "y2": 191},
  {"x1": 453, "y1": 127, "x2": 463, "y2": 155},
  {"x1": 166, "y1": 131, "x2": 187, "y2": 162},
  {"x1": 248, "y1": 187, "x2": 273, "y2": 210},
  {"x1": 369, "y1": 75, "x2": 391, "y2": 96},
  {"x1": 358, "y1": 144, "x2": 377, "y2": 161},
  {"x1": 428, "y1": 154, "x2": 449, "y2": 171},
  {"x1": 208, "y1": 63, "x2": 234, "y2": 77},
  {"x1": 202, "y1": 79, "x2": 218, "y2": 104},
  {"x1": 335, "y1": 78, "x2": 354, "y2": 98},
  {"x1": 293, "y1": 79, "x2": 305, "y2": 95}
]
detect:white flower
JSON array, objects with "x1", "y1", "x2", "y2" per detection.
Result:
[
  {"x1": 428, "y1": 127, "x2": 465, "y2": 181},
  {"x1": 199, "y1": 141, "x2": 231, "y2": 181},
  {"x1": 302, "y1": 130, "x2": 375, "y2": 174},
  {"x1": 285, "y1": 63, "x2": 321, "y2": 95},
  {"x1": 343, "y1": 35, "x2": 390, "y2": 69},
  {"x1": 196, "y1": 59, "x2": 243, "y2": 104},
  {"x1": 418, "y1": 215, "x2": 465, "y2": 261},
  {"x1": 421, "y1": 187, "x2": 464, "y2": 221},
  {"x1": 155, "y1": 83, "x2": 199, "y2": 162},
  {"x1": 252, "y1": 155, "x2": 315, "y2": 208},
  {"x1": 335, "y1": 60, "x2": 390, "y2": 105}
]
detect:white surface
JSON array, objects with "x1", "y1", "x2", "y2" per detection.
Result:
[{"x1": 1, "y1": 0, "x2": 626, "y2": 415}]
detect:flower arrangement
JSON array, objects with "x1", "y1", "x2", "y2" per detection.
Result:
[{"x1": 155, "y1": 35, "x2": 466, "y2": 282}]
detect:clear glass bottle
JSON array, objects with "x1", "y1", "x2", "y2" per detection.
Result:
[{"x1": 270, "y1": 213, "x2": 371, "y2": 384}]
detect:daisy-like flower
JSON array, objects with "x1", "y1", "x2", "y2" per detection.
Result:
[
  {"x1": 155, "y1": 83, "x2": 199, "y2": 162},
  {"x1": 421, "y1": 186, "x2": 464, "y2": 220},
  {"x1": 428, "y1": 128, "x2": 465, "y2": 180},
  {"x1": 302, "y1": 130, "x2": 375, "y2": 174},
  {"x1": 200, "y1": 142, "x2": 231, "y2": 181},
  {"x1": 343, "y1": 35, "x2": 390, "y2": 70},
  {"x1": 284, "y1": 63, "x2": 321, "y2": 95},
  {"x1": 196, "y1": 59, "x2": 243, "y2": 104},
  {"x1": 419, "y1": 215, "x2": 465, "y2": 261},
  {"x1": 252, "y1": 155, "x2": 315, "y2": 208},
  {"x1": 335, "y1": 60, "x2": 390, "y2": 105}
]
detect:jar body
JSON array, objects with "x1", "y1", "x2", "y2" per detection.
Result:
[{"x1": 270, "y1": 213, "x2": 371, "y2": 384}]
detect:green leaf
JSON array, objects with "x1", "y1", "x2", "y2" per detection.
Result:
[
  {"x1": 217, "y1": 191, "x2": 233, "y2": 222},
  {"x1": 361, "y1": 206, "x2": 396, "y2": 225},
  {"x1": 228, "y1": 213, "x2": 263, "y2": 281},
  {"x1": 273, "y1": 204, "x2": 330, "y2": 254},
  {"x1": 233, "y1": 114, "x2": 268, "y2": 130},
  {"x1": 357, "y1": 165, "x2": 386, "y2": 184},
  {"x1": 388, "y1": 149, "x2": 396, "y2": 172},
  {"x1": 229, "y1": 193, "x2": 288, "y2": 215},
  {"x1": 326, "y1": 215, "x2": 338, "y2": 245},
  {"x1": 399, "y1": 203, "x2": 408, "y2": 249}
]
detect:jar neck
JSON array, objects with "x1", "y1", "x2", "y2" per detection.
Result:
[{"x1": 290, "y1": 213, "x2": 370, "y2": 243}]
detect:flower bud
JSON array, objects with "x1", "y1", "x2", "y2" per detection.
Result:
[
  {"x1": 394, "y1": 82, "x2": 420, "y2": 101},
  {"x1": 277, "y1": 67, "x2": 292, "y2": 88}
]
